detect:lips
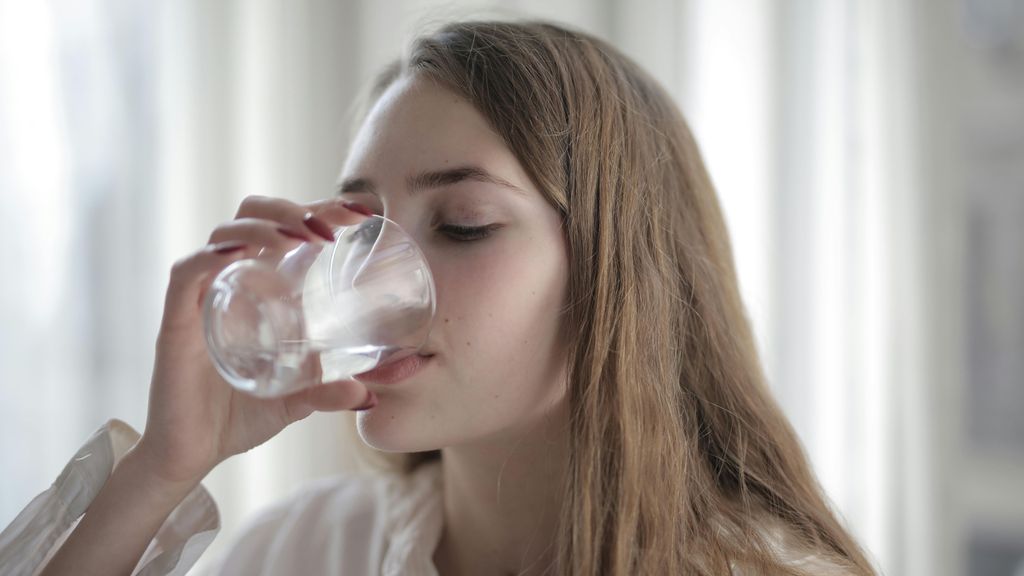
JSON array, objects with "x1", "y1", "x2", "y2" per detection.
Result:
[{"x1": 353, "y1": 353, "x2": 433, "y2": 385}]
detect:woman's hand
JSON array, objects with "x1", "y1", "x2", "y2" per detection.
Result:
[
  {"x1": 135, "y1": 195, "x2": 373, "y2": 486},
  {"x1": 39, "y1": 196, "x2": 374, "y2": 576}
]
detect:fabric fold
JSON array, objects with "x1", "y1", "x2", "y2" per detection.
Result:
[{"x1": 0, "y1": 419, "x2": 220, "y2": 576}]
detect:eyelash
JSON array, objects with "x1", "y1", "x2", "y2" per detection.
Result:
[
  {"x1": 438, "y1": 223, "x2": 497, "y2": 242},
  {"x1": 348, "y1": 216, "x2": 496, "y2": 243}
]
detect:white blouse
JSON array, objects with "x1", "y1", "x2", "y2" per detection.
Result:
[
  {"x1": 0, "y1": 419, "x2": 856, "y2": 575},
  {"x1": 0, "y1": 418, "x2": 444, "y2": 576}
]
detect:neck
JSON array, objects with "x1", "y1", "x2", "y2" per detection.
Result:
[{"x1": 432, "y1": 397, "x2": 569, "y2": 576}]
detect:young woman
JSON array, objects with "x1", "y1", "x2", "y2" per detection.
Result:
[{"x1": 8, "y1": 19, "x2": 875, "y2": 576}]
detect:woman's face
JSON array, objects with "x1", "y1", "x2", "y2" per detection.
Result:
[{"x1": 339, "y1": 75, "x2": 569, "y2": 453}]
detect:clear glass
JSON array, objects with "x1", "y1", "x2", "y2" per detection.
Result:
[{"x1": 202, "y1": 215, "x2": 436, "y2": 398}]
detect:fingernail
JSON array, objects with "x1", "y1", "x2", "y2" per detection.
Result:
[
  {"x1": 341, "y1": 201, "x2": 374, "y2": 217},
  {"x1": 353, "y1": 390, "x2": 378, "y2": 411},
  {"x1": 276, "y1": 227, "x2": 310, "y2": 242},
  {"x1": 302, "y1": 212, "x2": 336, "y2": 242},
  {"x1": 212, "y1": 242, "x2": 247, "y2": 254}
]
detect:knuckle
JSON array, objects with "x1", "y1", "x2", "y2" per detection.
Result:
[
  {"x1": 168, "y1": 258, "x2": 193, "y2": 286},
  {"x1": 207, "y1": 221, "x2": 235, "y2": 242},
  {"x1": 170, "y1": 256, "x2": 190, "y2": 274},
  {"x1": 235, "y1": 194, "x2": 268, "y2": 217}
]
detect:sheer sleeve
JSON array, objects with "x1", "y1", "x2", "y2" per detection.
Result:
[{"x1": 0, "y1": 419, "x2": 220, "y2": 576}]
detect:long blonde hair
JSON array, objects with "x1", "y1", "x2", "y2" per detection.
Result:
[{"x1": 342, "y1": 20, "x2": 876, "y2": 576}]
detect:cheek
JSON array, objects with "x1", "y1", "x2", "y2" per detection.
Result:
[{"x1": 431, "y1": 237, "x2": 567, "y2": 374}]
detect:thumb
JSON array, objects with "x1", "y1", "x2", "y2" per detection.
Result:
[{"x1": 282, "y1": 379, "x2": 375, "y2": 421}]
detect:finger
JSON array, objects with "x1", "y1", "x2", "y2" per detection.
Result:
[
  {"x1": 161, "y1": 242, "x2": 253, "y2": 331},
  {"x1": 281, "y1": 379, "x2": 375, "y2": 422},
  {"x1": 234, "y1": 195, "x2": 365, "y2": 242},
  {"x1": 305, "y1": 197, "x2": 375, "y2": 228},
  {"x1": 208, "y1": 217, "x2": 318, "y2": 247}
]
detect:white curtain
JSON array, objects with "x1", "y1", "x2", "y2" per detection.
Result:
[{"x1": 0, "y1": 1, "x2": 957, "y2": 574}]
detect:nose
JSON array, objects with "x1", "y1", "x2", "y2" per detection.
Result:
[{"x1": 341, "y1": 197, "x2": 431, "y2": 267}]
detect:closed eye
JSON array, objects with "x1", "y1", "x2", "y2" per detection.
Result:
[{"x1": 438, "y1": 223, "x2": 500, "y2": 242}]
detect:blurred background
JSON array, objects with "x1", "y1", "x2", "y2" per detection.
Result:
[{"x1": 1, "y1": 0, "x2": 1021, "y2": 574}]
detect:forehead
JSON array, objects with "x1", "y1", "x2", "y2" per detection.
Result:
[{"x1": 343, "y1": 75, "x2": 511, "y2": 176}]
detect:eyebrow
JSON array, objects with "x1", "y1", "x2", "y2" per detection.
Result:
[{"x1": 336, "y1": 166, "x2": 525, "y2": 197}]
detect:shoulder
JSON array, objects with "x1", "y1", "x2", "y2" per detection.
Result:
[
  {"x1": 211, "y1": 463, "x2": 440, "y2": 575},
  {"x1": 249, "y1": 471, "x2": 394, "y2": 535},
  {"x1": 734, "y1": 514, "x2": 863, "y2": 576}
]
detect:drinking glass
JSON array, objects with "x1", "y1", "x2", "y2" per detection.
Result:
[{"x1": 202, "y1": 214, "x2": 435, "y2": 397}]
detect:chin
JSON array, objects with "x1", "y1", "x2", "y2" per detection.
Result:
[{"x1": 355, "y1": 407, "x2": 442, "y2": 453}]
